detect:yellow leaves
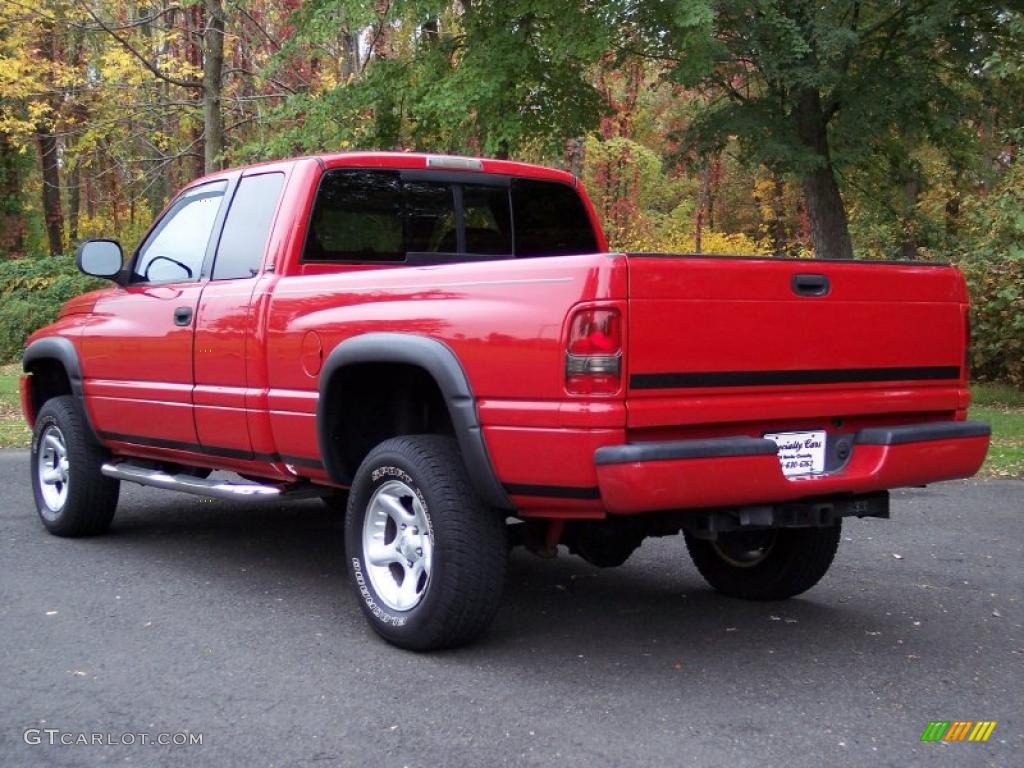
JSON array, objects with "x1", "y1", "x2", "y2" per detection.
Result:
[
  {"x1": 320, "y1": 70, "x2": 339, "y2": 91},
  {"x1": 26, "y1": 101, "x2": 55, "y2": 127},
  {"x1": 611, "y1": 205, "x2": 773, "y2": 256},
  {"x1": 617, "y1": 223, "x2": 771, "y2": 256},
  {"x1": 99, "y1": 45, "x2": 151, "y2": 86}
]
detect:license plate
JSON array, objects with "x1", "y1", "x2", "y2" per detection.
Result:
[{"x1": 764, "y1": 430, "x2": 827, "y2": 477}]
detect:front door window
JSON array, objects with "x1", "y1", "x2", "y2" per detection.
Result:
[{"x1": 134, "y1": 181, "x2": 227, "y2": 283}]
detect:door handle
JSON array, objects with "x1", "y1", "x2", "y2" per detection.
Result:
[
  {"x1": 791, "y1": 274, "x2": 830, "y2": 297},
  {"x1": 173, "y1": 306, "x2": 194, "y2": 326}
]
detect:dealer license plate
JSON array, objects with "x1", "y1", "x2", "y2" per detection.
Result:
[{"x1": 764, "y1": 430, "x2": 827, "y2": 477}]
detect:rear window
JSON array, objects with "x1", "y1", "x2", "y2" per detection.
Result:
[
  {"x1": 303, "y1": 169, "x2": 597, "y2": 264},
  {"x1": 511, "y1": 179, "x2": 599, "y2": 257},
  {"x1": 463, "y1": 184, "x2": 513, "y2": 255}
]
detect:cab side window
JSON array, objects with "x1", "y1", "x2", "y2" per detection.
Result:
[
  {"x1": 213, "y1": 173, "x2": 285, "y2": 280},
  {"x1": 305, "y1": 170, "x2": 406, "y2": 263},
  {"x1": 133, "y1": 181, "x2": 227, "y2": 283}
]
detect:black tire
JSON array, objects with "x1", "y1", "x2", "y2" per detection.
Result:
[
  {"x1": 344, "y1": 435, "x2": 507, "y2": 651},
  {"x1": 684, "y1": 523, "x2": 841, "y2": 600},
  {"x1": 30, "y1": 396, "x2": 119, "y2": 537}
]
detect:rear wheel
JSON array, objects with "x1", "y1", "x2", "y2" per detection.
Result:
[
  {"x1": 684, "y1": 523, "x2": 841, "y2": 600},
  {"x1": 30, "y1": 396, "x2": 119, "y2": 537},
  {"x1": 344, "y1": 435, "x2": 507, "y2": 650}
]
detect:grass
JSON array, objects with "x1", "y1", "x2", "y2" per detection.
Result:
[
  {"x1": 970, "y1": 383, "x2": 1024, "y2": 479},
  {"x1": 0, "y1": 363, "x2": 1021, "y2": 478},
  {"x1": 0, "y1": 363, "x2": 30, "y2": 449},
  {"x1": 971, "y1": 381, "x2": 1024, "y2": 409}
]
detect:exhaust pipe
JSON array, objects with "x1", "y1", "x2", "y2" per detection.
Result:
[{"x1": 101, "y1": 462, "x2": 318, "y2": 502}]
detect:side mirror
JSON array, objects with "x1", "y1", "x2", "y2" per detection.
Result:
[{"x1": 75, "y1": 239, "x2": 123, "y2": 280}]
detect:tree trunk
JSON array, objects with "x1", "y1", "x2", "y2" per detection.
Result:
[
  {"x1": 800, "y1": 168, "x2": 853, "y2": 260},
  {"x1": 771, "y1": 174, "x2": 787, "y2": 255},
  {"x1": 945, "y1": 165, "x2": 962, "y2": 238},
  {"x1": 564, "y1": 137, "x2": 583, "y2": 178},
  {"x1": 202, "y1": 0, "x2": 225, "y2": 173},
  {"x1": 899, "y1": 176, "x2": 919, "y2": 260},
  {"x1": 66, "y1": 26, "x2": 84, "y2": 246},
  {"x1": 36, "y1": 130, "x2": 63, "y2": 256},
  {"x1": 794, "y1": 88, "x2": 854, "y2": 260},
  {"x1": 0, "y1": 132, "x2": 27, "y2": 258},
  {"x1": 68, "y1": 161, "x2": 80, "y2": 244},
  {"x1": 340, "y1": 28, "x2": 359, "y2": 80}
]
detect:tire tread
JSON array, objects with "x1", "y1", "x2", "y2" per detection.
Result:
[{"x1": 346, "y1": 435, "x2": 506, "y2": 650}]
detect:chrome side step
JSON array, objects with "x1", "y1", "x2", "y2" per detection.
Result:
[{"x1": 101, "y1": 462, "x2": 319, "y2": 502}]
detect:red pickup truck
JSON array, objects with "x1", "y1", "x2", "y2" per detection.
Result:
[{"x1": 22, "y1": 152, "x2": 990, "y2": 650}]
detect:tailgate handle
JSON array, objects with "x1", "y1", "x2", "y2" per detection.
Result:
[{"x1": 792, "y1": 274, "x2": 830, "y2": 297}]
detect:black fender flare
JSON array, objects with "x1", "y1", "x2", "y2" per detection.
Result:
[
  {"x1": 317, "y1": 333, "x2": 513, "y2": 510},
  {"x1": 22, "y1": 336, "x2": 101, "y2": 443}
]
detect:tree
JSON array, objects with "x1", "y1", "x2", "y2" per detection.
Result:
[
  {"x1": 262, "y1": 1, "x2": 611, "y2": 158},
  {"x1": 624, "y1": 1, "x2": 1018, "y2": 259},
  {"x1": 0, "y1": 132, "x2": 30, "y2": 258},
  {"x1": 81, "y1": 0, "x2": 225, "y2": 174}
]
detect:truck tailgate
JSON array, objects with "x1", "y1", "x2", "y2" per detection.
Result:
[{"x1": 625, "y1": 255, "x2": 968, "y2": 429}]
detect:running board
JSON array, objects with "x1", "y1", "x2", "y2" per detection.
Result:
[{"x1": 101, "y1": 462, "x2": 323, "y2": 502}]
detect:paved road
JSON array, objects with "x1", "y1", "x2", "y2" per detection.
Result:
[{"x1": 1, "y1": 450, "x2": 1021, "y2": 768}]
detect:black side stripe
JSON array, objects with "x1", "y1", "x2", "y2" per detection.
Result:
[
  {"x1": 97, "y1": 431, "x2": 324, "y2": 470},
  {"x1": 503, "y1": 483, "x2": 601, "y2": 500},
  {"x1": 630, "y1": 365, "x2": 961, "y2": 390}
]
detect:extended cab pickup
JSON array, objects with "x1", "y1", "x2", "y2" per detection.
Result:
[{"x1": 22, "y1": 152, "x2": 990, "y2": 650}]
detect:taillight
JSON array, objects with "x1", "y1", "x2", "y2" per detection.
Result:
[{"x1": 566, "y1": 308, "x2": 622, "y2": 395}]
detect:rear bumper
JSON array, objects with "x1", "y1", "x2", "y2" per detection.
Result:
[{"x1": 594, "y1": 421, "x2": 991, "y2": 514}]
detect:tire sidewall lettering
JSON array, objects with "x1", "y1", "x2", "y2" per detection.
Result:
[
  {"x1": 351, "y1": 463, "x2": 434, "y2": 629},
  {"x1": 31, "y1": 413, "x2": 59, "y2": 456},
  {"x1": 351, "y1": 557, "x2": 407, "y2": 627}
]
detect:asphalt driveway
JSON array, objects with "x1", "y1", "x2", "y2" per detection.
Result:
[{"x1": 1, "y1": 450, "x2": 1021, "y2": 767}]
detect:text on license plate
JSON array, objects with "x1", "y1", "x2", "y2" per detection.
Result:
[{"x1": 764, "y1": 430, "x2": 827, "y2": 477}]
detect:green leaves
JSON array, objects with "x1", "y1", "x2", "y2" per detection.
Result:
[{"x1": 256, "y1": 0, "x2": 610, "y2": 158}]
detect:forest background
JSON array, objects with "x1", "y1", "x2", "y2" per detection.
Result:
[{"x1": 0, "y1": 1, "x2": 1022, "y2": 389}]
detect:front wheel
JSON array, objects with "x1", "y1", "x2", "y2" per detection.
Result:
[
  {"x1": 684, "y1": 523, "x2": 841, "y2": 600},
  {"x1": 344, "y1": 435, "x2": 507, "y2": 651},
  {"x1": 30, "y1": 396, "x2": 119, "y2": 537}
]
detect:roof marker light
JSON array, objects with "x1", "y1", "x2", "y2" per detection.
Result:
[{"x1": 426, "y1": 156, "x2": 484, "y2": 171}]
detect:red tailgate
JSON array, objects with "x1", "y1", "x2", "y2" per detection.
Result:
[{"x1": 624, "y1": 255, "x2": 969, "y2": 430}]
